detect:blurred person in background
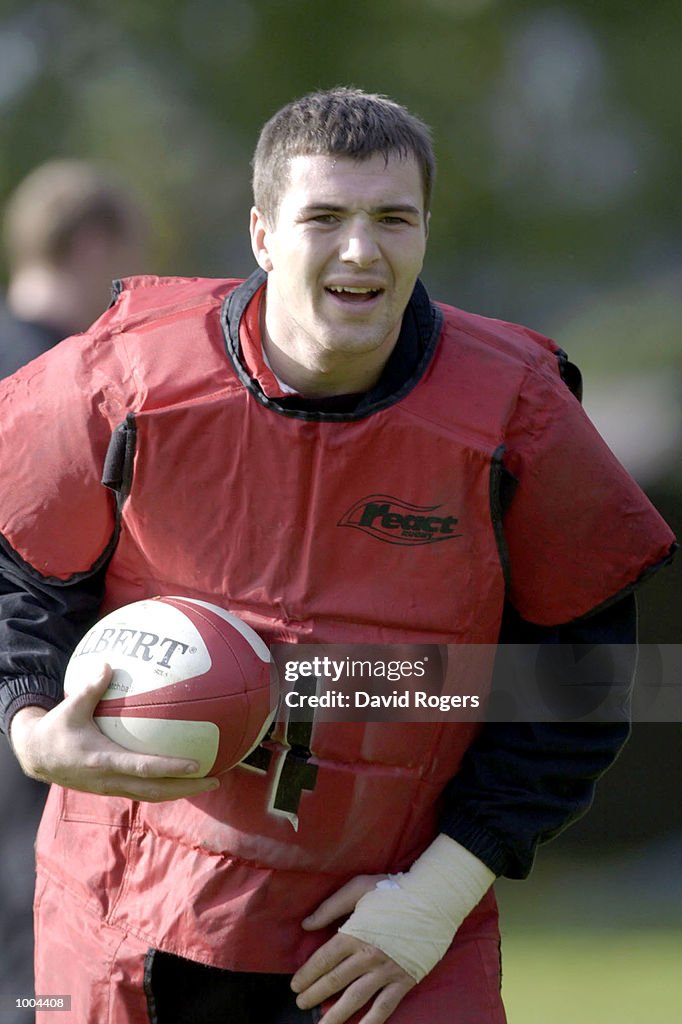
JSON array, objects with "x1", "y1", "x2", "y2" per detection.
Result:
[
  {"x1": 0, "y1": 158, "x2": 146, "y2": 1012},
  {"x1": 0, "y1": 158, "x2": 146, "y2": 378}
]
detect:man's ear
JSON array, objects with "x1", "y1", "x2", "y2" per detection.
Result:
[
  {"x1": 424, "y1": 210, "x2": 431, "y2": 241},
  {"x1": 249, "y1": 207, "x2": 273, "y2": 272}
]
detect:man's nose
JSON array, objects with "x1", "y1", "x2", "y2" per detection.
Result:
[{"x1": 339, "y1": 218, "x2": 381, "y2": 266}]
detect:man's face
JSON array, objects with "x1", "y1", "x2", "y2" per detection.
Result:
[{"x1": 250, "y1": 151, "x2": 429, "y2": 383}]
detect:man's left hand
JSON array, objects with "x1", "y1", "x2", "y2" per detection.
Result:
[{"x1": 291, "y1": 875, "x2": 416, "y2": 1024}]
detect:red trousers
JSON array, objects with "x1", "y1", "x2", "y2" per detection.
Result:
[{"x1": 34, "y1": 870, "x2": 506, "y2": 1024}]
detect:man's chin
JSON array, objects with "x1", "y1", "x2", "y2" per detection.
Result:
[{"x1": 315, "y1": 317, "x2": 399, "y2": 355}]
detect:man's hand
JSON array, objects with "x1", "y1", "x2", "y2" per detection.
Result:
[
  {"x1": 291, "y1": 876, "x2": 417, "y2": 1024},
  {"x1": 9, "y1": 663, "x2": 220, "y2": 801},
  {"x1": 291, "y1": 835, "x2": 496, "y2": 1023}
]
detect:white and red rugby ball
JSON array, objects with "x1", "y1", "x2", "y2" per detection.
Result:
[{"x1": 64, "y1": 596, "x2": 276, "y2": 777}]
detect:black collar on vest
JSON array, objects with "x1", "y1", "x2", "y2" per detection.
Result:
[{"x1": 221, "y1": 268, "x2": 443, "y2": 421}]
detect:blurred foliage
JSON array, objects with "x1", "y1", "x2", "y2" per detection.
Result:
[{"x1": 1, "y1": 0, "x2": 680, "y2": 313}]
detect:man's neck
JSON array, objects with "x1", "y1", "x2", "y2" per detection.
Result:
[
  {"x1": 260, "y1": 336, "x2": 393, "y2": 399},
  {"x1": 229, "y1": 271, "x2": 430, "y2": 416},
  {"x1": 259, "y1": 296, "x2": 399, "y2": 399}
]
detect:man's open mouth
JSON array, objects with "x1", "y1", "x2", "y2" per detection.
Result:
[{"x1": 325, "y1": 285, "x2": 383, "y2": 303}]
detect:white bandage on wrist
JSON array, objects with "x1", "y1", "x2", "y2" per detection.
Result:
[{"x1": 339, "y1": 834, "x2": 495, "y2": 982}]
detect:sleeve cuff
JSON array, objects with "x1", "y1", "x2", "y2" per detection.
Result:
[
  {"x1": 437, "y1": 813, "x2": 519, "y2": 878},
  {"x1": 1, "y1": 675, "x2": 62, "y2": 736}
]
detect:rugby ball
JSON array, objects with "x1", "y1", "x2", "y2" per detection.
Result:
[{"x1": 64, "y1": 596, "x2": 276, "y2": 777}]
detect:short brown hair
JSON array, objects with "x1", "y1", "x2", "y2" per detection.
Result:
[
  {"x1": 252, "y1": 87, "x2": 435, "y2": 224},
  {"x1": 3, "y1": 159, "x2": 142, "y2": 272}
]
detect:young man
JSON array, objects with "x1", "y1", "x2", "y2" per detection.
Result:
[{"x1": 0, "y1": 89, "x2": 675, "y2": 1024}]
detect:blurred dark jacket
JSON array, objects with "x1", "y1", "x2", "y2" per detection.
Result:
[{"x1": 0, "y1": 299, "x2": 64, "y2": 380}]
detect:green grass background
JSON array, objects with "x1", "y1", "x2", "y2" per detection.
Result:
[
  {"x1": 500, "y1": 928, "x2": 680, "y2": 1024},
  {"x1": 496, "y1": 852, "x2": 682, "y2": 1024}
]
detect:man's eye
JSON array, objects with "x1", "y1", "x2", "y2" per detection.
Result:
[
  {"x1": 380, "y1": 216, "x2": 408, "y2": 225},
  {"x1": 311, "y1": 214, "x2": 339, "y2": 224}
]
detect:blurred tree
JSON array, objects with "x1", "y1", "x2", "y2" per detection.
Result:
[{"x1": 1, "y1": 0, "x2": 680, "y2": 308}]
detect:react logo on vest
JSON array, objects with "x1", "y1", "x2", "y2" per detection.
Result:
[{"x1": 339, "y1": 494, "x2": 462, "y2": 546}]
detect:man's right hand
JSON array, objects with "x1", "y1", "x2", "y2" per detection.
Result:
[{"x1": 8, "y1": 663, "x2": 220, "y2": 801}]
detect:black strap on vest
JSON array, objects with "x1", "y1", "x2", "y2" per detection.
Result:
[
  {"x1": 101, "y1": 413, "x2": 137, "y2": 511},
  {"x1": 556, "y1": 348, "x2": 583, "y2": 402}
]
